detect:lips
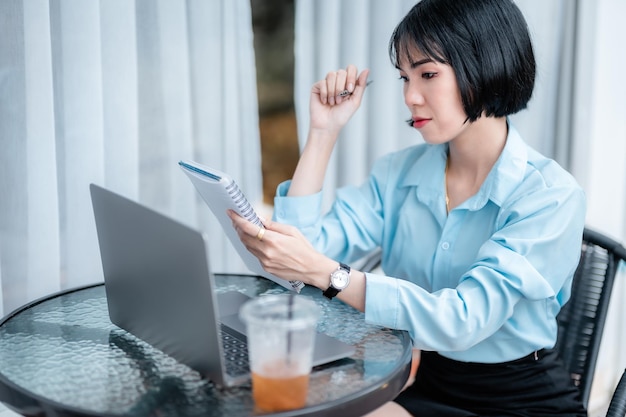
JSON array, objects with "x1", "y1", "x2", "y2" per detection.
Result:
[{"x1": 412, "y1": 117, "x2": 430, "y2": 128}]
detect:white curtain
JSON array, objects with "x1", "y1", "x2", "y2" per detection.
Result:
[
  {"x1": 0, "y1": 0, "x2": 262, "y2": 315},
  {"x1": 294, "y1": 0, "x2": 626, "y2": 411}
]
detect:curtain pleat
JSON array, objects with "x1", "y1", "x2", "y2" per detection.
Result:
[
  {"x1": 100, "y1": 0, "x2": 139, "y2": 197},
  {"x1": 22, "y1": 0, "x2": 62, "y2": 301},
  {"x1": 185, "y1": 0, "x2": 225, "y2": 267},
  {"x1": 51, "y1": 1, "x2": 106, "y2": 289},
  {"x1": 0, "y1": 0, "x2": 63, "y2": 308},
  {"x1": 509, "y1": 0, "x2": 572, "y2": 160}
]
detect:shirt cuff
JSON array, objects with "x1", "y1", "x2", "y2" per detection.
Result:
[
  {"x1": 273, "y1": 180, "x2": 323, "y2": 225},
  {"x1": 364, "y1": 272, "x2": 400, "y2": 329}
]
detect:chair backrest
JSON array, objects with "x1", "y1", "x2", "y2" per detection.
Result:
[
  {"x1": 555, "y1": 227, "x2": 626, "y2": 408},
  {"x1": 606, "y1": 368, "x2": 626, "y2": 417}
]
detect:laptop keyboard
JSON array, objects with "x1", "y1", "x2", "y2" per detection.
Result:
[{"x1": 219, "y1": 323, "x2": 250, "y2": 377}]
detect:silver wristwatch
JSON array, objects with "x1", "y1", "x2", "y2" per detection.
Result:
[{"x1": 323, "y1": 263, "x2": 351, "y2": 299}]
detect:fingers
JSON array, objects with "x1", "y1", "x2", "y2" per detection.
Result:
[
  {"x1": 326, "y1": 70, "x2": 338, "y2": 106},
  {"x1": 317, "y1": 65, "x2": 367, "y2": 106},
  {"x1": 228, "y1": 210, "x2": 263, "y2": 242},
  {"x1": 228, "y1": 210, "x2": 301, "y2": 246},
  {"x1": 350, "y1": 68, "x2": 370, "y2": 101},
  {"x1": 263, "y1": 219, "x2": 297, "y2": 236},
  {"x1": 345, "y1": 64, "x2": 358, "y2": 95}
]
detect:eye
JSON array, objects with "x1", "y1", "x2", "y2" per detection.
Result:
[
  {"x1": 422, "y1": 72, "x2": 437, "y2": 79},
  {"x1": 398, "y1": 75, "x2": 409, "y2": 83}
]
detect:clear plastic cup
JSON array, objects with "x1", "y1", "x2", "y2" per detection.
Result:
[{"x1": 239, "y1": 294, "x2": 320, "y2": 412}]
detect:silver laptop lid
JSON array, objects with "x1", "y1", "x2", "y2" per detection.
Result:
[{"x1": 89, "y1": 183, "x2": 240, "y2": 386}]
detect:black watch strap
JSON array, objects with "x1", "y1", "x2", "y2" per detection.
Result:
[{"x1": 322, "y1": 286, "x2": 340, "y2": 300}]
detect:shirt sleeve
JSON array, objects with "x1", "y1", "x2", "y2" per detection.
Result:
[{"x1": 273, "y1": 157, "x2": 391, "y2": 263}]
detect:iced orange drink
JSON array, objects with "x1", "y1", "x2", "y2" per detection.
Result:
[
  {"x1": 239, "y1": 294, "x2": 320, "y2": 412},
  {"x1": 251, "y1": 360, "x2": 310, "y2": 412}
]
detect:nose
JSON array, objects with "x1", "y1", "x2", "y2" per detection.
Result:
[{"x1": 404, "y1": 82, "x2": 425, "y2": 107}]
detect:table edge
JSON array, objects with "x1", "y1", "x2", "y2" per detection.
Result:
[{"x1": 0, "y1": 282, "x2": 105, "y2": 326}]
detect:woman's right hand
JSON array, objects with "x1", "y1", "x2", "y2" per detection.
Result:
[{"x1": 309, "y1": 65, "x2": 370, "y2": 137}]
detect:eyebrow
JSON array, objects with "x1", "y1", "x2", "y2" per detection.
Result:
[{"x1": 395, "y1": 58, "x2": 434, "y2": 71}]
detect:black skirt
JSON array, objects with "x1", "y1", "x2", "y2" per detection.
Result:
[{"x1": 394, "y1": 349, "x2": 587, "y2": 416}]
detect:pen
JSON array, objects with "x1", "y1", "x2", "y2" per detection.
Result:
[{"x1": 338, "y1": 80, "x2": 373, "y2": 98}]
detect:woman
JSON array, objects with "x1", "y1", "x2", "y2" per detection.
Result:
[{"x1": 229, "y1": 0, "x2": 587, "y2": 415}]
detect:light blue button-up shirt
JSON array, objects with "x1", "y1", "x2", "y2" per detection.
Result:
[{"x1": 273, "y1": 123, "x2": 586, "y2": 363}]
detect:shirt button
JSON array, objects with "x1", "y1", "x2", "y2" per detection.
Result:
[{"x1": 441, "y1": 242, "x2": 450, "y2": 250}]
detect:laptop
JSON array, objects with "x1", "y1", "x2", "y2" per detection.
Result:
[{"x1": 89, "y1": 183, "x2": 355, "y2": 387}]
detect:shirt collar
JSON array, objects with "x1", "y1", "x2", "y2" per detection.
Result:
[
  {"x1": 398, "y1": 144, "x2": 447, "y2": 189},
  {"x1": 398, "y1": 119, "x2": 528, "y2": 211},
  {"x1": 487, "y1": 122, "x2": 527, "y2": 207}
]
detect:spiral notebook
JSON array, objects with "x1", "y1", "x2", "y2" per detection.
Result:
[{"x1": 179, "y1": 160, "x2": 304, "y2": 292}]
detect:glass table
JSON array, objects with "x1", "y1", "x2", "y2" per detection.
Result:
[{"x1": 0, "y1": 274, "x2": 412, "y2": 416}]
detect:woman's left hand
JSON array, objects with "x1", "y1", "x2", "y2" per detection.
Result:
[{"x1": 227, "y1": 210, "x2": 331, "y2": 288}]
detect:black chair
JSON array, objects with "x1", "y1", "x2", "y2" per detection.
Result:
[
  {"x1": 606, "y1": 368, "x2": 626, "y2": 417},
  {"x1": 555, "y1": 227, "x2": 626, "y2": 410}
]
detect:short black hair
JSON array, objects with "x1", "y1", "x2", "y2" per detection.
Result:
[{"x1": 389, "y1": 0, "x2": 536, "y2": 122}]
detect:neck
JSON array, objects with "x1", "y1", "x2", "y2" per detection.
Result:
[
  {"x1": 447, "y1": 116, "x2": 507, "y2": 179},
  {"x1": 444, "y1": 116, "x2": 507, "y2": 212}
]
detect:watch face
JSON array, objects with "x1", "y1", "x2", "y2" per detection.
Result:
[{"x1": 331, "y1": 269, "x2": 350, "y2": 290}]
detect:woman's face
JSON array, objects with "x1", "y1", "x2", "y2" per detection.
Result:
[{"x1": 397, "y1": 50, "x2": 469, "y2": 144}]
